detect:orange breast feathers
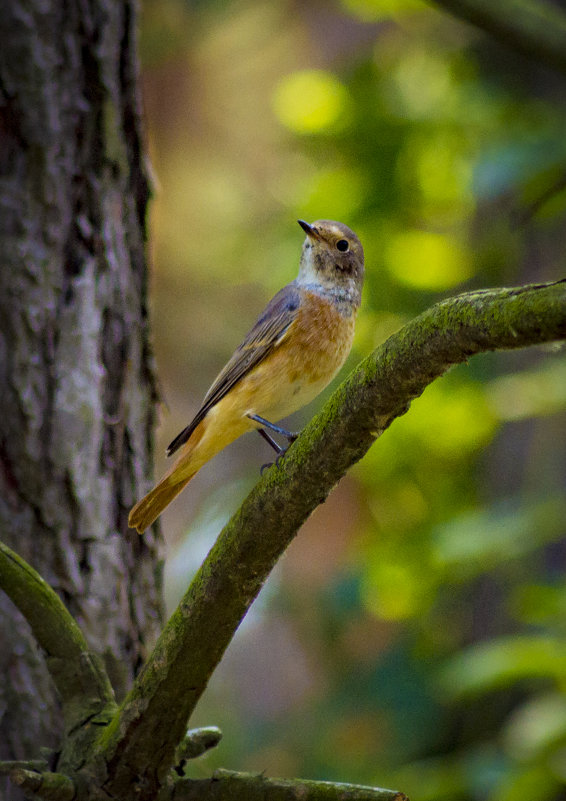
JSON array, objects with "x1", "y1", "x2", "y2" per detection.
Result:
[
  {"x1": 250, "y1": 289, "x2": 356, "y2": 422},
  {"x1": 171, "y1": 289, "x2": 355, "y2": 475}
]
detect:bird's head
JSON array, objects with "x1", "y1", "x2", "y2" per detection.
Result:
[{"x1": 297, "y1": 219, "x2": 364, "y2": 309}]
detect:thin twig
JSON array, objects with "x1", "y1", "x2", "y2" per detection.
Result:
[
  {"x1": 171, "y1": 769, "x2": 408, "y2": 801},
  {"x1": 0, "y1": 760, "x2": 48, "y2": 775}
]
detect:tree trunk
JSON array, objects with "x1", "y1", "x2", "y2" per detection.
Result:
[{"x1": 0, "y1": 1, "x2": 161, "y2": 796}]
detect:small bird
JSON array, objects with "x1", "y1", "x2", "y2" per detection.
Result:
[{"x1": 129, "y1": 219, "x2": 364, "y2": 533}]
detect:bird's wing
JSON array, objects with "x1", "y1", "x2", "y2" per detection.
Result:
[{"x1": 166, "y1": 282, "x2": 301, "y2": 456}]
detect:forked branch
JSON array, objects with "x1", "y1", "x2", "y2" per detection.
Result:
[{"x1": 96, "y1": 280, "x2": 566, "y2": 794}]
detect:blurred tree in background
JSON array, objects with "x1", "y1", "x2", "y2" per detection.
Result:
[{"x1": 140, "y1": 1, "x2": 566, "y2": 799}]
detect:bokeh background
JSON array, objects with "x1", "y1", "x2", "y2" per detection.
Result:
[{"x1": 139, "y1": 1, "x2": 566, "y2": 799}]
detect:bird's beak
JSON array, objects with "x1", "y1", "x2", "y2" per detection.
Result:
[{"x1": 298, "y1": 219, "x2": 320, "y2": 240}]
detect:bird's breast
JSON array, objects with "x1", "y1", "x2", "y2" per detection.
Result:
[
  {"x1": 291, "y1": 289, "x2": 356, "y2": 377},
  {"x1": 245, "y1": 289, "x2": 356, "y2": 422}
]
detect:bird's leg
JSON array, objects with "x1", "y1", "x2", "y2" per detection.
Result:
[
  {"x1": 247, "y1": 414, "x2": 299, "y2": 444},
  {"x1": 256, "y1": 429, "x2": 285, "y2": 475},
  {"x1": 257, "y1": 427, "x2": 285, "y2": 456},
  {"x1": 248, "y1": 414, "x2": 300, "y2": 473}
]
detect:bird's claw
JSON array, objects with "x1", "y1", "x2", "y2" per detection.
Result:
[{"x1": 260, "y1": 452, "x2": 286, "y2": 475}]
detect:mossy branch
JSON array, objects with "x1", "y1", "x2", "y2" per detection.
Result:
[
  {"x1": 8, "y1": 769, "x2": 75, "y2": 801},
  {"x1": 95, "y1": 280, "x2": 566, "y2": 792},
  {"x1": 0, "y1": 760, "x2": 49, "y2": 775},
  {"x1": 431, "y1": 0, "x2": 566, "y2": 75},
  {"x1": 174, "y1": 727, "x2": 223, "y2": 768},
  {"x1": 0, "y1": 541, "x2": 116, "y2": 734},
  {"x1": 168, "y1": 769, "x2": 408, "y2": 801}
]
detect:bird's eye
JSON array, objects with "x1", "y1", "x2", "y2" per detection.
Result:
[{"x1": 336, "y1": 239, "x2": 349, "y2": 252}]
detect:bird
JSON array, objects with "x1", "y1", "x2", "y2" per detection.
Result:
[{"x1": 128, "y1": 219, "x2": 364, "y2": 533}]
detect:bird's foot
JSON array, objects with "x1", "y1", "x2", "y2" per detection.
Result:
[
  {"x1": 248, "y1": 414, "x2": 300, "y2": 475},
  {"x1": 260, "y1": 452, "x2": 287, "y2": 475}
]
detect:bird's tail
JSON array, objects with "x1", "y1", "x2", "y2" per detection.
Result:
[
  {"x1": 128, "y1": 471, "x2": 197, "y2": 534},
  {"x1": 129, "y1": 419, "x2": 209, "y2": 534}
]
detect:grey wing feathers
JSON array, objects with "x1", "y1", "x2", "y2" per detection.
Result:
[{"x1": 166, "y1": 282, "x2": 301, "y2": 456}]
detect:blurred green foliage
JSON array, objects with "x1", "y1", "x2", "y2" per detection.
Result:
[{"x1": 140, "y1": 0, "x2": 566, "y2": 798}]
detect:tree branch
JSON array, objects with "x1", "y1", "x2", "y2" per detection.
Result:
[
  {"x1": 430, "y1": 0, "x2": 566, "y2": 75},
  {"x1": 0, "y1": 541, "x2": 116, "y2": 734},
  {"x1": 0, "y1": 761, "x2": 48, "y2": 775},
  {"x1": 168, "y1": 769, "x2": 408, "y2": 801},
  {"x1": 174, "y1": 727, "x2": 223, "y2": 769},
  {"x1": 97, "y1": 280, "x2": 566, "y2": 792},
  {"x1": 8, "y1": 768, "x2": 75, "y2": 801}
]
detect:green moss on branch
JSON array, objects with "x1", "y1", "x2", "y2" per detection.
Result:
[
  {"x1": 97, "y1": 281, "x2": 566, "y2": 793},
  {"x1": 169, "y1": 769, "x2": 408, "y2": 801},
  {"x1": 0, "y1": 541, "x2": 116, "y2": 734},
  {"x1": 9, "y1": 768, "x2": 75, "y2": 801}
]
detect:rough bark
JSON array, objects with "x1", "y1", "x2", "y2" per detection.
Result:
[{"x1": 0, "y1": 1, "x2": 162, "y2": 796}]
